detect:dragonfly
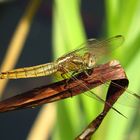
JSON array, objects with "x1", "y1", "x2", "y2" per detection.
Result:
[
  {"x1": 0, "y1": 35, "x2": 139, "y2": 108},
  {"x1": 0, "y1": 35, "x2": 130, "y2": 114},
  {"x1": 0, "y1": 35, "x2": 124, "y2": 80}
]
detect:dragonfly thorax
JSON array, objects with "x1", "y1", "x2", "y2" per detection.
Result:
[
  {"x1": 57, "y1": 54, "x2": 87, "y2": 73},
  {"x1": 56, "y1": 52, "x2": 96, "y2": 75}
]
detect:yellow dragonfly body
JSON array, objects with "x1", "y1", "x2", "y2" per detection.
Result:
[{"x1": 0, "y1": 35, "x2": 124, "y2": 79}]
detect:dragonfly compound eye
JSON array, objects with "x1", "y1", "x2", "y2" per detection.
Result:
[{"x1": 87, "y1": 55, "x2": 96, "y2": 69}]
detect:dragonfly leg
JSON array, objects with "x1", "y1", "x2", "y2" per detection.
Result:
[
  {"x1": 85, "y1": 68, "x2": 93, "y2": 76},
  {"x1": 61, "y1": 73, "x2": 73, "y2": 97},
  {"x1": 84, "y1": 70, "x2": 90, "y2": 77},
  {"x1": 80, "y1": 68, "x2": 93, "y2": 78}
]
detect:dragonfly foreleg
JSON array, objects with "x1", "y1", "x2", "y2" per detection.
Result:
[
  {"x1": 61, "y1": 73, "x2": 73, "y2": 97},
  {"x1": 84, "y1": 68, "x2": 93, "y2": 77}
]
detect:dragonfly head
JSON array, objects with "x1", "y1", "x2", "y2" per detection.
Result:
[{"x1": 84, "y1": 53, "x2": 96, "y2": 69}]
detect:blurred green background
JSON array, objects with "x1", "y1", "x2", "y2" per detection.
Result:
[{"x1": 0, "y1": 0, "x2": 140, "y2": 140}]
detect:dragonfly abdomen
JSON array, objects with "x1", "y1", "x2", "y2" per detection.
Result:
[{"x1": 0, "y1": 62, "x2": 58, "y2": 79}]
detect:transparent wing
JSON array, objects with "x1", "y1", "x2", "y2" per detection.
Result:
[
  {"x1": 62, "y1": 67, "x2": 126, "y2": 117},
  {"x1": 61, "y1": 35, "x2": 124, "y2": 64}
]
